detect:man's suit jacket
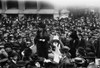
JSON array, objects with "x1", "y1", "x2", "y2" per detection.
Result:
[{"x1": 9, "y1": 60, "x2": 17, "y2": 68}]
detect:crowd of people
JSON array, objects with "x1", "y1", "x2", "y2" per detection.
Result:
[{"x1": 0, "y1": 10, "x2": 100, "y2": 68}]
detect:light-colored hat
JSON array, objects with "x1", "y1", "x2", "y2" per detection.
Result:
[
  {"x1": 26, "y1": 41, "x2": 31, "y2": 44},
  {"x1": 62, "y1": 46, "x2": 70, "y2": 51},
  {"x1": 53, "y1": 35, "x2": 59, "y2": 40},
  {"x1": 0, "y1": 45, "x2": 4, "y2": 48}
]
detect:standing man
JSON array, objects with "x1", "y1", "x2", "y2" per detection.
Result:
[
  {"x1": 34, "y1": 22, "x2": 50, "y2": 59},
  {"x1": 94, "y1": 37, "x2": 100, "y2": 58},
  {"x1": 68, "y1": 30, "x2": 79, "y2": 58}
]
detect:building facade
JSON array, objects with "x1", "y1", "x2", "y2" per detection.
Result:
[{"x1": 0, "y1": 0, "x2": 58, "y2": 19}]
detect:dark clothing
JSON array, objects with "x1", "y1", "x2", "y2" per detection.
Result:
[
  {"x1": 17, "y1": 41, "x2": 27, "y2": 60},
  {"x1": 7, "y1": 51, "x2": 13, "y2": 60},
  {"x1": 76, "y1": 39, "x2": 86, "y2": 49},
  {"x1": 23, "y1": 47, "x2": 32, "y2": 61},
  {"x1": 0, "y1": 53, "x2": 8, "y2": 67},
  {"x1": 94, "y1": 38, "x2": 100, "y2": 58},
  {"x1": 0, "y1": 53, "x2": 7, "y2": 59},
  {"x1": 34, "y1": 35, "x2": 49, "y2": 59},
  {"x1": 61, "y1": 37, "x2": 69, "y2": 46},
  {"x1": 9, "y1": 60, "x2": 17, "y2": 68},
  {"x1": 17, "y1": 41, "x2": 27, "y2": 52},
  {"x1": 69, "y1": 39, "x2": 79, "y2": 58},
  {"x1": 4, "y1": 42, "x2": 14, "y2": 49},
  {"x1": 12, "y1": 42, "x2": 20, "y2": 50}
]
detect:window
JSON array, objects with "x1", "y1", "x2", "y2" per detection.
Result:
[
  {"x1": 0, "y1": 0, "x2": 2, "y2": 9},
  {"x1": 7, "y1": 0, "x2": 18, "y2": 9},
  {"x1": 25, "y1": 1, "x2": 37, "y2": 9},
  {"x1": 40, "y1": 2, "x2": 54, "y2": 9}
]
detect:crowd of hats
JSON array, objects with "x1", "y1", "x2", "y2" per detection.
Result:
[{"x1": 0, "y1": 10, "x2": 99, "y2": 59}]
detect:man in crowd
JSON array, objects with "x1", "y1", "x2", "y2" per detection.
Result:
[
  {"x1": 0, "y1": 45, "x2": 8, "y2": 68},
  {"x1": 34, "y1": 22, "x2": 50, "y2": 67},
  {"x1": 68, "y1": 30, "x2": 79, "y2": 58}
]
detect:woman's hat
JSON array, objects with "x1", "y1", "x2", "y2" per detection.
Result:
[
  {"x1": 52, "y1": 35, "x2": 60, "y2": 43},
  {"x1": 86, "y1": 52, "x2": 95, "y2": 58},
  {"x1": 53, "y1": 35, "x2": 59, "y2": 40},
  {"x1": 0, "y1": 45, "x2": 4, "y2": 48},
  {"x1": 74, "y1": 57, "x2": 85, "y2": 64},
  {"x1": 62, "y1": 46, "x2": 70, "y2": 51},
  {"x1": 85, "y1": 47, "x2": 95, "y2": 53}
]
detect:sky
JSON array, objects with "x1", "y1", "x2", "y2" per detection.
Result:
[
  {"x1": 14, "y1": 0, "x2": 100, "y2": 9},
  {"x1": 29, "y1": 0, "x2": 100, "y2": 9}
]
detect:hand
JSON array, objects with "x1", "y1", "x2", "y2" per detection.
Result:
[{"x1": 35, "y1": 62, "x2": 40, "y2": 67}]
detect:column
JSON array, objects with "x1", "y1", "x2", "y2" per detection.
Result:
[
  {"x1": 18, "y1": 0, "x2": 25, "y2": 18},
  {"x1": 37, "y1": 0, "x2": 40, "y2": 19},
  {"x1": 53, "y1": 9, "x2": 60, "y2": 20},
  {"x1": 18, "y1": 0, "x2": 25, "y2": 11},
  {"x1": 37, "y1": 0, "x2": 40, "y2": 11},
  {"x1": 1, "y1": 0, "x2": 7, "y2": 17}
]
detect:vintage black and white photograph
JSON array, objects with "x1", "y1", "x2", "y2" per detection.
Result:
[{"x1": 0, "y1": 0, "x2": 100, "y2": 68}]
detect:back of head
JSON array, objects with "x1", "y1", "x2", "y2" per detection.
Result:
[{"x1": 70, "y1": 30, "x2": 78, "y2": 40}]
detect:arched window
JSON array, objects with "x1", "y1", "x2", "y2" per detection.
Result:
[
  {"x1": 40, "y1": 2, "x2": 54, "y2": 9},
  {"x1": 25, "y1": 1, "x2": 37, "y2": 9},
  {"x1": 7, "y1": 0, "x2": 18, "y2": 9}
]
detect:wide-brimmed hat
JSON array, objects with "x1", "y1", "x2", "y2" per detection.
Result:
[
  {"x1": 52, "y1": 35, "x2": 60, "y2": 43},
  {"x1": 74, "y1": 57, "x2": 85, "y2": 64},
  {"x1": 62, "y1": 46, "x2": 70, "y2": 51},
  {"x1": 85, "y1": 47, "x2": 95, "y2": 53},
  {"x1": 0, "y1": 45, "x2": 4, "y2": 48},
  {"x1": 86, "y1": 52, "x2": 95, "y2": 59}
]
